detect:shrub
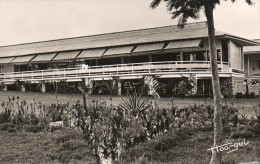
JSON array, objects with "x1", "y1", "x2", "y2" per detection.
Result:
[
  {"x1": 23, "y1": 124, "x2": 46, "y2": 133},
  {"x1": 235, "y1": 92, "x2": 243, "y2": 99},
  {"x1": 0, "y1": 123, "x2": 16, "y2": 132}
]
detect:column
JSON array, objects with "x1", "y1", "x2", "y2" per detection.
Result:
[
  {"x1": 21, "y1": 85, "x2": 26, "y2": 92},
  {"x1": 89, "y1": 80, "x2": 93, "y2": 94},
  {"x1": 85, "y1": 78, "x2": 93, "y2": 94},
  {"x1": 149, "y1": 55, "x2": 152, "y2": 62},
  {"x1": 191, "y1": 79, "x2": 197, "y2": 95},
  {"x1": 4, "y1": 85, "x2": 7, "y2": 91},
  {"x1": 121, "y1": 57, "x2": 124, "y2": 64},
  {"x1": 118, "y1": 81, "x2": 121, "y2": 96},
  {"x1": 41, "y1": 83, "x2": 46, "y2": 93},
  {"x1": 180, "y1": 51, "x2": 183, "y2": 61}
]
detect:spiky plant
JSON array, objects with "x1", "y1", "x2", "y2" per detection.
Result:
[{"x1": 119, "y1": 92, "x2": 150, "y2": 118}]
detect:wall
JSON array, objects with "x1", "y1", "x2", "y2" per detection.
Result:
[
  {"x1": 3, "y1": 64, "x2": 14, "y2": 73},
  {"x1": 220, "y1": 76, "x2": 245, "y2": 97},
  {"x1": 228, "y1": 40, "x2": 243, "y2": 70},
  {"x1": 245, "y1": 53, "x2": 260, "y2": 77}
]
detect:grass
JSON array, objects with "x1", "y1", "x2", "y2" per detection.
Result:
[
  {"x1": 1, "y1": 91, "x2": 259, "y2": 109},
  {"x1": 0, "y1": 128, "x2": 96, "y2": 163},
  {"x1": 118, "y1": 126, "x2": 260, "y2": 164},
  {"x1": 0, "y1": 126, "x2": 259, "y2": 164}
]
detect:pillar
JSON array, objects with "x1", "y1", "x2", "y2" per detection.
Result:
[
  {"x1": 21, "y1": 85, "x2": 26, "y2": 92},
  {"x1": 149, "y1": 55, "x2": 152, "y2": 62},
  {"x1": 4, "y1": 85, "x2": 7, "y2": 91},
  {"x1": 85, "y1": 78, "x2": 93, "y2": 94},
  {"x1": 191, "y1": 80, "x2": 197, "y2": 95},
  {"x1": 41, "y1": 83, "x2": 46, "y2": 93},
  {"x1": 121, "y1": 57, "x2": 124, "y2": 64},
  {"x1": 118, "y1": 81, "x2": 121, "y2": 96},
  {"x1": 180, "y1": 51, "x2": 183, "y2": 61}
]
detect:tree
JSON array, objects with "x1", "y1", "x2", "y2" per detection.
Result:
[{"x1": 150, "y1": 0, "x2": 253, "y2": 163}]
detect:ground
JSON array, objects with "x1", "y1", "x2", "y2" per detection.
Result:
[
  {"x1": 0, "y1": 91, "x2": 259, "y2": 163},
  {"x1": 1, "y1": 91, "x2": 259, "y2": 116},
  {"x1": 0, "y1": 126, "x2": 259, "y2": 164}
]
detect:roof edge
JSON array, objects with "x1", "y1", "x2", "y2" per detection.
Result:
[{"x1": 0, "y1": 21, "x2": 208, "y2": 48}]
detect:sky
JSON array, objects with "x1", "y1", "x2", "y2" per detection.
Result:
[{"x1": 0, "y1": 0, "x2": 260, "y2": 47}]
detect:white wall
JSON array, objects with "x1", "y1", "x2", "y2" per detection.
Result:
[
  {"x1": 3, "y1": 64, "x2": 14, "y2": 73},
  {"x1": 228, "y1": 40, "x2": 243, "y2": 70},
  {"x1": 245, "y1": 53, "x2": 260, "y2": 76}
]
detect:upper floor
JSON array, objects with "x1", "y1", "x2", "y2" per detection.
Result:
[{"x1": 244, "y1": 39, "x2": 260, "y2": 78}]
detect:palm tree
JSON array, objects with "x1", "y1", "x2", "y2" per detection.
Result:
[{"x1": 150, "y1": 0, "x2": 253, "y2": 163}]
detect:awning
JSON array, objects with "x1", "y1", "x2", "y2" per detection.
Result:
[
  {"x1": 133, "y1": 43, "x2": 165, "y2": 53},
  {"x1": 76, "y1": 48, "x2": 106, "y2": 59},
  {"x1": 31, "y1": 53, "x2": 57, "y2": 62},
  {"x1": 164, "y1": 39, "x2": 202, "y2": 50},
  {"x1": 103, "y1": 46, "x2": 134, "y2": 57},
  {"x1": 52, "y1": 51, "x2": 80, "y2": 61},
  {"x1": 0, "y1": 57, "x2": 15, "y2": 64},
  {"x1": 9, "y1": 55, "x2": 35, "y2": 63}
]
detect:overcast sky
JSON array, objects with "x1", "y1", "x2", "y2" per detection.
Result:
[{"x1": 0, "y1": 0, "x2": 259, "y2": 46}]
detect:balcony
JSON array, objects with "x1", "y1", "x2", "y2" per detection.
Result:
[{"x1": 0, "y1": 61, "x2": 230, "y2": 83}]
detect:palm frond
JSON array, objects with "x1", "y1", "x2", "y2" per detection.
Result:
[
  {"x1": 150, "y1": 0, "x2": 163, "y2": 9},
  {"x1": 144, "y1": 76, "x2": 160, "y2": 100}
]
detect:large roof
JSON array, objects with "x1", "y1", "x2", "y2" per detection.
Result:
[
  {"x1": 0, "y1": 21, "x2": 258, "y2": 58},
  {"x1": 244, "y1": 39, "x2": 260, "y2": 54}
]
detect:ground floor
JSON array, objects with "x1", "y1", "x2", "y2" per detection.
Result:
[{"x1": 1, "y1": 75, "x2": 259, "y2": 97}]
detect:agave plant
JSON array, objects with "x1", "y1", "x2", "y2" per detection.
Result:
[{"x1": 119, "y1": 92, "x2": 150, "y2": 118}]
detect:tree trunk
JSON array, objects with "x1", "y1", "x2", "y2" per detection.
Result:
[
  {"x1": 54, "y1": 81, "x2": 59, "y2": 107},
  {"x1": 205, "y1": 4, "x2": 223, "y2": 164},
  {"x1": 82, "y1": 78, "x2": 88, "y2": 115}
]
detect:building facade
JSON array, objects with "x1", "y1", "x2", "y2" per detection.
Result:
[
  {"x1": 0, "y1": 22, "x2": 259, "y2": 96},
  {"x1": 244, "y1": 39, "x2": 260, "y2": 96}
]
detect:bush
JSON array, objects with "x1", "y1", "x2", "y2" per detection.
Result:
[
  {"x1": 23, "y1": 124, "x2": 46, "y2": 133},
  {"x1": 0, "y1": 123, "x2": 16, "y2": 132},
  {"x1": 235, "y1": 92, "x2": 243, "y2": 99}
]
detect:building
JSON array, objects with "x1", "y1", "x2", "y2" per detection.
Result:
[
  {"x1": 244, "y1": 39, "x2": 260, "y2": 96},
  {"x1": 0, "y1": 22, "x2": 259, "y2": 96}
]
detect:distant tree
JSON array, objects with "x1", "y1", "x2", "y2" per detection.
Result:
[{"x1": 150, "y1": 0, "x2": 253, "y2": 163}]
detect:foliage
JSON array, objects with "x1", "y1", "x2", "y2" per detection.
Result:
[
  {"x1": 74, "y1": 94, "x2": 218, "y2": 162},
  {"x1": 13, "y1": 80, "x2": 24, "y2": 91},
  {"x1": 176, "y1": 75, "x2": 196, "y2": 96},
  {"x1": 94, "y1": 77, "x2": 119, "y2": 95},
  {"x1": 120, "y1": 92, "x2": 151, "y2": 117},
  {"x1": 0, "y1": 96, "x2": 76, "y2": 133},
  {"x1": 236, "y1": 92, "x2": 256, "y2": 99},
  {"x1": 0, "y1": 82, "x2": 4, "y2": 91}
]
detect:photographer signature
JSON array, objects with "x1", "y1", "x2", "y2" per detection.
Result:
[{"x1": 207, "y1": 138, "x2": 250, "y2": 153}]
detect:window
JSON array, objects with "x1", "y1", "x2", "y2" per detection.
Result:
[
  {"x1": 253, "y1": 60, "x2": 260, "y2": 70},
  {"x1": 124, "y1": 55, "x2": 149, "y2": 64},
  {"x1": 99, "y1": 57, "x2": 121, "y2": 65},
  {"x1": 222, "y1": 40, "x2": 229, "y2": 62},
  {"x1": 183, "y1": 51, "x2": 208, "y2": 61},
  {"x1": 152, "y1": 53, "x2": 179, "y2": 62},
  {"x1": 0, "y1": 65, "x2": 3, "y2": 73},
  {"x1": 217, "y1": 49, "x2": 221, "y2": 61},
  {"x1": 85, "y1": 59, "x2": 96, "y2": 66},
  {"x1": 183, "y1": 52, "x2": 191, "y2": 61}
]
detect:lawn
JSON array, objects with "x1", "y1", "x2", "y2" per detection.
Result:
[
  {"x1": 0, "y1": 128, "x2": 96, "y2": 163},
  {"x1": 0, "y1": 126, "x2": 259, "y2": 164},
  {"x1": 0, "y1": 91, "x2": 259, "y2": 116}
]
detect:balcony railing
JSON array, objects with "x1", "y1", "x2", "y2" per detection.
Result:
[{"x1": 0, "y1": 61, "x2": 230, "y2": 83}]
